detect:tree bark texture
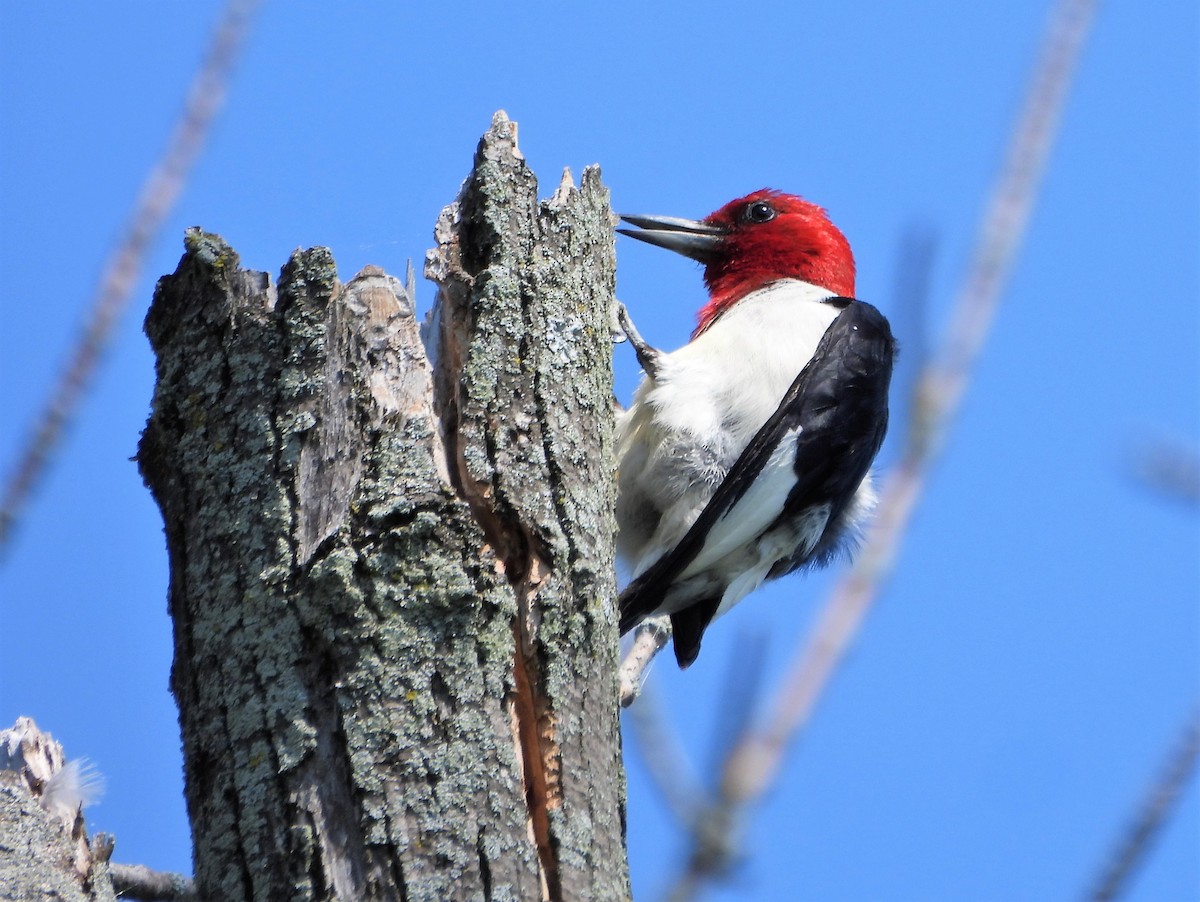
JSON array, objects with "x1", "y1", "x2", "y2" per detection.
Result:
[
  {"x1": 0, "y1": 718, "x2": 117, "y2": 902},
  {"x1": 137, "y1": 112, "x2": 627, "y2": 901}
]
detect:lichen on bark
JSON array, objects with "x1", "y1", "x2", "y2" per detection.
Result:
[{"x1": 137, "y1": 111, "x2": 628, "y2": 902}]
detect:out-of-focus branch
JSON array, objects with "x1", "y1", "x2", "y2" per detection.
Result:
[
  {"x1": 661, "y1": 0, "x2": 1099, "y2": 894},
  {"x1": 109, "y1": 864, "x2": 198, "y2": 902},
  {"x1": 1131, "y1": 442, "x2": 1200, "y2": 507},
  {"x1": 625, "y1": 630, "x2": 768, "y2": 833},
  {"x1": 1088, "y1": 706, "x2": 1200, "y2": 902},
  {"x1": 892, "y1": 226, "x2": 938, "y2": 385},
  {"x1": 624, "y1": 682, "x2": 706, "y2": 829},
  {"x1": 0, "y1": 0, "x2": 260, "y2": 555}
]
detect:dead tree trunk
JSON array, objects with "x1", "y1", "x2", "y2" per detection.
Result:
[{"x1": 136, "y1": 112, "x2": 628, "y2": 901}]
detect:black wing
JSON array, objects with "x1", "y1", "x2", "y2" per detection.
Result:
[{"x1": 618, "y1": 299, "x2": 895, "y2": 667}]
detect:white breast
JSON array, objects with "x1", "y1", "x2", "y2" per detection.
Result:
[{"x1": 616, "y1": 279, "x2": 841, "y2": 577}]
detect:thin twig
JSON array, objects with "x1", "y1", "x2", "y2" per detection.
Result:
[
  {"x1": 619, "y1": 616, "x2": 671, "y2": 706},
  {"x1": 109, "y1": 862, "x2": 198, "y2": 901},
  {"x1": 0, "y1": 0, "x2": 260, "y2": 555},
  {"x1": 662, "y1": 0, "x2": 1099, "y2": 894},
  {"x1": 1088, "y1": 706, "x2": 1200, "y2": 902}
]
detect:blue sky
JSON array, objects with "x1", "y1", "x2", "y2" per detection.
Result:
[{"x1": 1, "y1": 2, "x2": 1196, "y2": 900}]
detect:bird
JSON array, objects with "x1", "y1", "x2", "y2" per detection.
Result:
[{"x1": 614, "y1": 189, "x2": 896, "y2": 668}]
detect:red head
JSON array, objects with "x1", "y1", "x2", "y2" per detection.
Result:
[{"x1": 618, "y1": 189, "x2": 856, "y2": 336}]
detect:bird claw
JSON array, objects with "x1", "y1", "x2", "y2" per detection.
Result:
[{"x1": 615, "y1": 301, "x2": 662, "y2": 379}]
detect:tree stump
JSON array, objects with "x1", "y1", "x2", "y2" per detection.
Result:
[{"x1": 137, "y1": 112, "x2": 628, "y2": 902}]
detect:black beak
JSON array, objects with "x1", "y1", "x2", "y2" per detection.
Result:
[{"x1": 616, "y1": 213, "x2": 726, "y2": 264}]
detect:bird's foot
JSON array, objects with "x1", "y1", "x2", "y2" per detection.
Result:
[{"x1": 614, "y1": 301, "x2": 662, "y2": 378}]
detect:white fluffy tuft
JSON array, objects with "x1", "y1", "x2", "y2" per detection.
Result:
[{"x1": 41, "y1": 757, "x2": 105, "y2": 818}]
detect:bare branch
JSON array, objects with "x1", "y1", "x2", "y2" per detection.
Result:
[
  {"x1": 109, "y1": 864, "x2": 197, "y2": 902},
  {"x1": 0, "y1": 0, "x2": 260, "y2": 554},
  {"x1": 619, "y1": 617, "x2": 672, "y2": 707},
  {"x1": 1089, "y1": 706, "x2": 1200, "y2": 902}
]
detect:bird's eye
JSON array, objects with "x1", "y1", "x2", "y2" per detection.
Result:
[{"x1": 744, "y1": 201, "x2": 776, "y2": 224}]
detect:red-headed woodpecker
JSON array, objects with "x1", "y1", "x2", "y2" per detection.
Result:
[{"x1": 615, "y1": 189, "x2": 896, "y2": 668}]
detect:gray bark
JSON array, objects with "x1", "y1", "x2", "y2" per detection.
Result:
[
  {"x1": 0, "y1": 782, "x2": 113, "y2": 902},
  {"x1": 0, "y1": 718, "x2": 117, "y2": 902},
  {"x1": 136, "y1": 112, "x2": 627, "y2": 901}
]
